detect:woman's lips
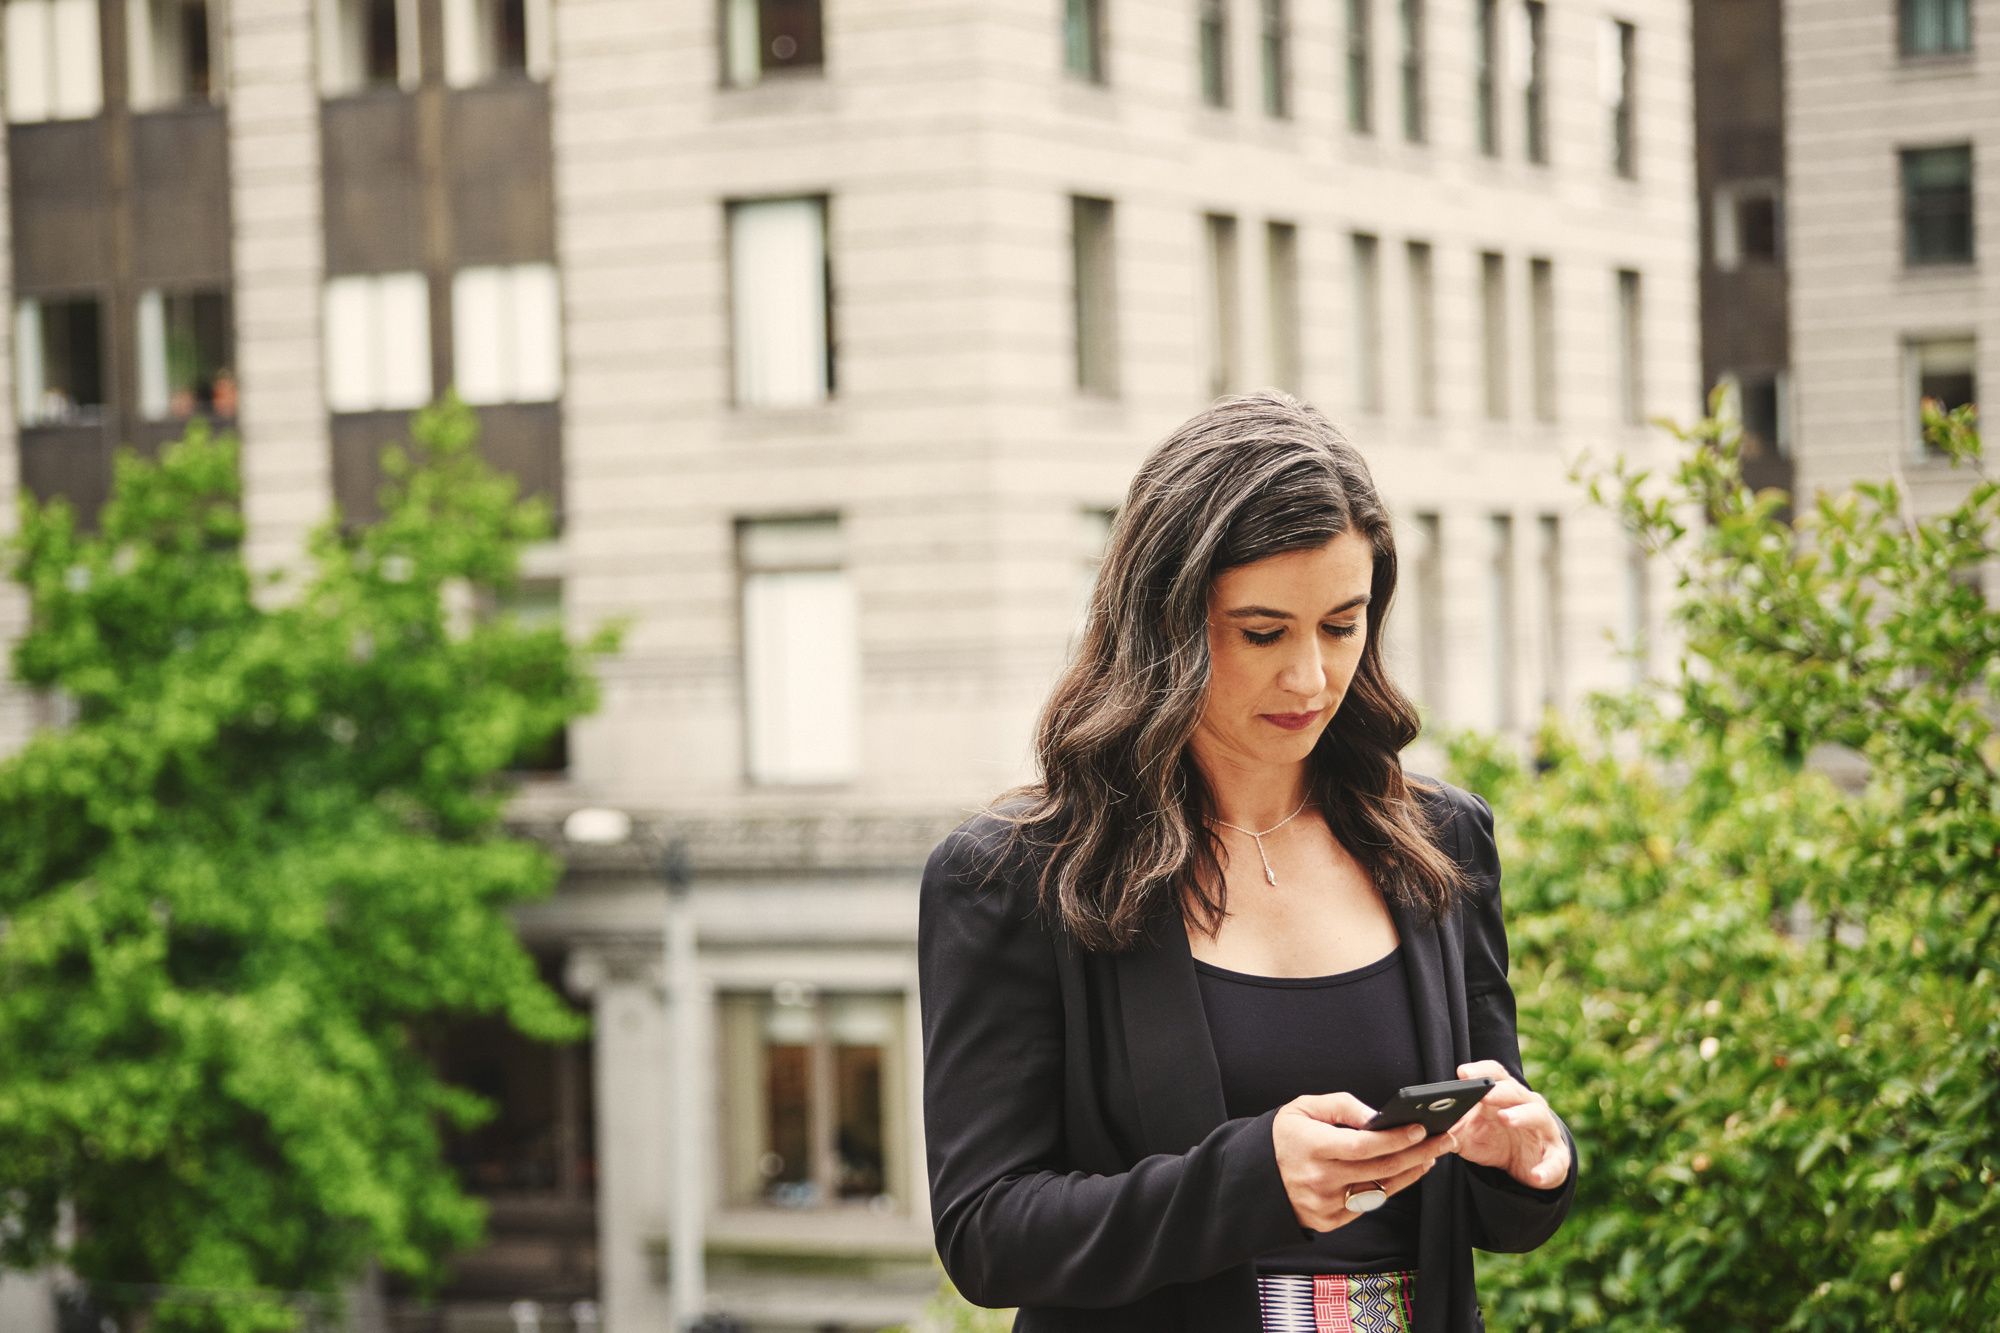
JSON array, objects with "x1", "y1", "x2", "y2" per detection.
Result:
[{"x1": 1261, "y1": 709, "x2": 1322, "y2": 731}]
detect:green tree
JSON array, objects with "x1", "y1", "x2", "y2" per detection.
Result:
[
  {"x1": 0, "y1": 395, "x2": 626, "y2": 1332},
  {"x1": 1453, "y1": 398, "x2": 1998, "y2": 1329}
]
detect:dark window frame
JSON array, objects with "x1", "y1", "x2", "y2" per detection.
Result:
[
  {"x1": 1399, "y1": 0, "x2": 1425, "y2": 143},
  {"x1": 1199, "y1": 0, "x2": 1230, "y2": 107},
  {"x1": 1346, "y1": 0, "x2": 1372, "y2": 133},
  {"x1": 719, "y1": 0, "x2": 826, "y2": 88},
  {"x1": 1899, "y1": 0, "x2": 1972, "y2": 57},
  {"x1": 1900, "y1": 143, "x2": 1975, "y2": 266}
]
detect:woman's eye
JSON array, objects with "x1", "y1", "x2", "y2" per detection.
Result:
[{"x1": 1242, "y1": 624, "x2": 1361, "y2": 646}]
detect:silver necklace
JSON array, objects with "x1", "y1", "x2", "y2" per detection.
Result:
[{"x1": 1211, "y1": 795, "x2": 1314, "y2": 886}]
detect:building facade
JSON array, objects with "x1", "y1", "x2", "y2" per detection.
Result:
[
  {"x1": 1784, "y1": 0, "x2": 1995, "y2": 513},
  {"x1": 0, "y1": 0, "x2": 1697, "y2": 1329}
]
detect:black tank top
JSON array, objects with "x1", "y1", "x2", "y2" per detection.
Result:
[{"x1": 1192, "y1": 946, "x2": 1425, "y2": 1274}]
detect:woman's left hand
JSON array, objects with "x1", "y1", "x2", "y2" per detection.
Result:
[{"x1": 1442, "y1": 1060, "x2": 1571, "y2": 1190}]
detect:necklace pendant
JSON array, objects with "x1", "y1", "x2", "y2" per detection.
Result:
[{"x1": 1255, "y1": 838, "x2": 1277, "y2": 886}]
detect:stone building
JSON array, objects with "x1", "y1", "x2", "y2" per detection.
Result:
[
  {"x1": 1781, "y1": 0, "x2": 1995, "y2": 516},
  {"x1": 0, "y1": 0, "x2": 1696, "y2": 1328}
]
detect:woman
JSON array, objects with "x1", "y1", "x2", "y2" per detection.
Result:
[{"x1": 916, "y1": 390, "x2": 1578, "y2": 1332}]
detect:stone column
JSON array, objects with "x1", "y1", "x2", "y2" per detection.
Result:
[
  {"x1": 566, "y1": 939, "x2": 674, "y2": 1333},
  {"x1": 225, "y1": 0, "x2": 331, "y2": 600}
]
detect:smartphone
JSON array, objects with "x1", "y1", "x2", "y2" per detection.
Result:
[{"x1": 1359, "y1": 1077, "x2": 1496, "y2": 1136}]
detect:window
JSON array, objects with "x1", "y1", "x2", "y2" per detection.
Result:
[
  {"x1": 1900, "y1": 0, "x2": 1970, "y2": 56},
  {"x1": 1529, "y1": 257, "x2": 1555, "y2": 421},
  {"x1": 737, "y1": 516, "x2": 861, "y2": 784},
  {"x1": 718, "y1": 988, "x2": 905, "y2": 1210},
  {"x1": 1406, "y1": 241, "x2": 1436, "y2": 417},
  {"x1": 445, "y1": 0, "x2": 551, "y2": 86},
  {"x1": 1536, "y1": 514, "x2": 1562, "y2": 712},
  {"x1": 1064, "y1": 0, "x2": 1106, "y2": 82},
  {"x1": 728, "y1": 196, "x2": 833, "y2": 408},
  {"x1": 722, "y1": 0, "x2": 823, "y2": 87},
  {"x1": 4, "y1": 0, "x2": 103, "y2": 122},
  {"x1": 1072, "y1": 196, "x2": 1119, "y2": 394},
  {"x1": 324, "y1": 272, "x2": 431, "y2": 412},
  {"x1": 1616, "y1": 268, "x2": 1643, "y2": 425},
  {"x1": 1907, "y1": 336, "x2": 1975, "y2": 458},
  {"x1": 127, "y1": 0, "x2": 221, "y2": 110},
  {"x1": 1345, "y1": 0, "x2": 1371, "y2": 133},
  {"x1": 13, "y1": 296, "x2": 105, "y2": 427},
  {"x1": 1713, "y1": 181, "x2": 1783, "y2": 269},
  {"x1": 1623, "y1": 525, "x2": 1649, "y2": 686},
  {"x1": 1351, "y1": 232, "x2": 1382, "y2": 413},
  {"x1": 1521, "y1": 1, "x2": 1547, "y2": 163},
  {"x1": 1901, "y1": 145, "x2": 1975, "y2": 265},
  {"x1": 1074, "y1": 505, "x2": 1118, "y2": 645},
  {"x1": 1720, "y1": 370, "x2": 1787, "y2": 459},
  {"x1": 452, "y1": 263, "x2": 562, "y2": 405},
  {"x1": 316, "y1": 0, "x2": 418, "y2": 94},
  {"x1": 1410, "y1": 511, "x2": 1445, "y2": 714},
  {"x1": 1480, "y1": 251, "x2": 1507, "y2": 419},
  {"x1": 1398, "y1": 0, "x2": 1424, "y2": 142},
  {"x1": 1199, "y1": 0, "x2": 1229, "y2": 107},
  {"x1": 1604, "y1": 19, "x2": 1635, "y2": 178},
  {"x1": 486, "y1": 578, "x2": 568, "y2": 772},
  {"x1": 1475, "y1": 0, "x2": 1498, "y2": 156},
  {"x1": 1203, "y1": 213, "x2": 1240, "y2": 397},
  {"x1": 136, "y1": 288, "x2": 233, "y2": 420},
  {"x1": 1487, "y1": 513, "x2": 1516, "y2": 731},
  {"x1": 1266, "y1": 221, "x2": 1302, "y2": 392},
  {"x1": 1261, "y1": 0, "x2": 1289, "y2": 117}
]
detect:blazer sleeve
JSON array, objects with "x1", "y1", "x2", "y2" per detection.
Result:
[
  {"x1": 917, "y1": 825, "x2": 1309, "y2": 1310},
  {"x1": 1453, "y1": 787, "x2": 1582, "y2": 1253}
]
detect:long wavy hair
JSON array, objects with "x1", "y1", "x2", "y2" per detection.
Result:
[{"x1": 986, "y1": 389, "x2": 1469, "y2": 953}]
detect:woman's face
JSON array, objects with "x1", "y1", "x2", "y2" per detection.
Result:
[{"x1": 1194, "y1": 528, "x2": 1375, "y2": 770}]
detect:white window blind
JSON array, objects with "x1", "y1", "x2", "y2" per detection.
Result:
[
  {"x1": 127, "y1": 0, "x2": 220, "y2": 110},
  {"x1": 137, "y1": 290, "x2": 169, "y2": 419},
  {"x1": 5, "y1": 0, "x2": 103, "y2": 122},
  {"x1": 453, "y1": 263, "x2": 561, "y2": 404},
  {"x1": 318, "y1": 0, "x2": 419, "y2": 93},
  {"x1": 13, "y1": 301, "x2": 46, "y2": 424},
  {"x1": 740, "y1": 517, "x2": 859, "y2": 784},
  {"x1": 443, "y1": 0, "x2": 549, "y2": 86},
  {"x1": 324, "y1": 272, "x2": 431, "y2": 411},
  {"x1": 729, "y1": 198, "x2": 830, "y2": 408}
]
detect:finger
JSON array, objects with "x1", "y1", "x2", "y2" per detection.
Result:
[
  {"x1": 1471, "y1": 1078, "x2": 1540, "y2": 1113},
  {"x1": 1290, "y1": 1091, "x2": 1380, "y2": 1128},
  {"x1": 1336, "y1": 1128, "x2": 1457, "y2": 1180},
  {"x1": 1316, "y1": 1153, "x2": 1440, "y2": 1232},
  {"x1": 1498, "y1": 1101, "x2": 1552, "y2": 1128},
  {"x1": 1527, "y1": 1140, "x2": 1569, "y2": 1187},
  {"x1": 1456, "y1": 1060, "x2": 1516, "y2": 1084},
  {"x1": 1316, "y1": 1119, "x2": 1435, "y2": 1163}
]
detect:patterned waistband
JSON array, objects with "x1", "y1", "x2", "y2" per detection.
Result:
[{"x1": 1255, "y1": 1269, "x2": 1417, "y2": 1333}]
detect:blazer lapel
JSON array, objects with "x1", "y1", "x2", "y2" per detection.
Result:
[
  {"x1": 1386, "y1": 889, "x2": 1456, "y2": 1084},
  {"x1": 1115, "y1": 902, "x2": 1229, "y2": 1155}
]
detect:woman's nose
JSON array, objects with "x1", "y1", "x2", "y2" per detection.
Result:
[{"x1": 1278, "y1": 642, "x2": 1331, "y2": 695}]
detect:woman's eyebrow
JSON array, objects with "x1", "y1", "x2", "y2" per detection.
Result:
[{"x1": 1223, "y1": 594, "x2": 1372, "y2": 620}]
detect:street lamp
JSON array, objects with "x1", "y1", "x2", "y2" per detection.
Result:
[{"x1": 561, "y1": 807, "x2": 708, "y2": 1332}]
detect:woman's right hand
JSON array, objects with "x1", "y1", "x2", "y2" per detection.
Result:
[{"x1": 1272, "y1": 1092, "x2": 1458, "y2": 1232}]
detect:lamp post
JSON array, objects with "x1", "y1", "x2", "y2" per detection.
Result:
[{"x1": 562, "y1": 808, "x2": 709, "y2": 1331}]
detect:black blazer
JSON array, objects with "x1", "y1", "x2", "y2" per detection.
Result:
[{"x1": 916, "y1": 774, "x2": 1579, "y2": 1332}]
